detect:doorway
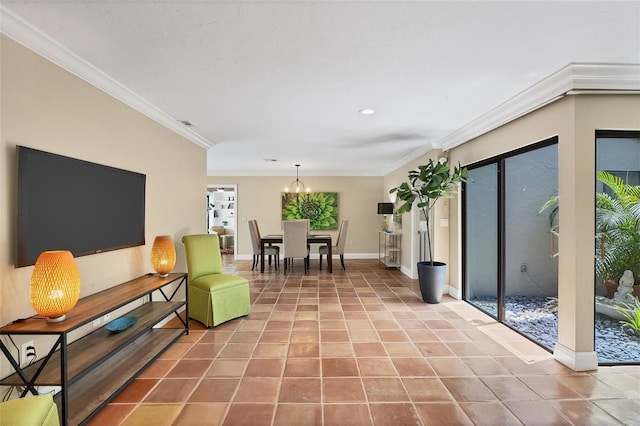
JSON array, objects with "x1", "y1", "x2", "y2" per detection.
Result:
[{"x1": 207, "y1": 184, "x2": 237, "y2": 255}]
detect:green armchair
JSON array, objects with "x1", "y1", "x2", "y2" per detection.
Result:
[
  {"x1": 0, "y1": 394, "x2": 59, "y2": 426},
  {"x1": 182, "y1": 234, "x2": 250, "y2": 327}
]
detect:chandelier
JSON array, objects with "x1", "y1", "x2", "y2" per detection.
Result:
[{"x1": 284, "y1": 164, "x2": 310, "y2": 194}]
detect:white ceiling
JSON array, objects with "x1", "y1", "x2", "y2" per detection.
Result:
[{"x1": 1, "y1": 1, "x2": 639, "y2": 176}]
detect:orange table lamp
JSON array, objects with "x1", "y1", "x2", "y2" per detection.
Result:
[
  {"x1": 30, "y1": 250, "x2": 81, "y2": 323},
  {"x1": 151, "y1": 235, "x2": 176, "y2": 277}
]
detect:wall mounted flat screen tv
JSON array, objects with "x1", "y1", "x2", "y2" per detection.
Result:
[{"x1": 17, "y1": 146, "x2": 146, "y2": 267}]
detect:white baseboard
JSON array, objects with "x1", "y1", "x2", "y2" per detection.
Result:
[
  {"x1": 553, "y1": 343, "x2": 598, "y2": 371},
  {"x1": 236, "y1": 253, "x2": 378, "y2": 261},
  {"x1": 447, "y1": 285, "x2": 462, "y2": 300}
]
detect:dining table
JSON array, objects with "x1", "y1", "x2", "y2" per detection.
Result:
[{"x1": 260, "y1": 234, "x2": 332, "y2": 273}]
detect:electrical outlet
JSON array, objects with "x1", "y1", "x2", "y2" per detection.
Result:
[
  {"x1": 92, "y1": 318, "x2": 101, "y2": 327},
  {"x1": 20, "y1": 340, "x2": 34, "y2": 367},
  {"x1": 520, "y1": 263, "x2": 528, "y2": 273},
  {"x1": 103, "y1": 313, "x2": 111, "y2": 322}
]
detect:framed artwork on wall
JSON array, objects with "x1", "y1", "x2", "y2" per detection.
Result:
[{"x1": 282, "y1": 192, "x2": 339, "y2": 230}]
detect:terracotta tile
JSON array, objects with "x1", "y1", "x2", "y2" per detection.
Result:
[
  {"x1": 424, "y1": 319, "x2": 455, "y2": 329},
  {"x1": 324, "y1": 404, "x2": 373, "y2": 425},
  {"x1": 288, "y1": 342, "x2": 320, "y2": 357},
  {"x1": 259, "y1": 330, "x2": 291, "y2": 343},
  {"x1": 551, "y1": 400, "x2": 621, "y2": 425},
  {"x1": 415, "y1": 341, "x2": 455, "y2": 357},
  {"x1": 111, "y1": 379, "x2": 158, "y2": 403},
  {"x1": 143, "y1": 378, "x2": 198, "y2": 403},
  {"x1": 518, "y1": 375, "x2": 582, "y2": 399},
  {"x1": 446, "y1": 341, "x2": 486, "y2": 357},
  {"x1": 428, "y1": 357, "x2": 475, "y2": 377},
  {"x1": 253, "y1": 342, "x2": 288, "y2": 358},
  {"x1": 323, "y1": 377, "x2": 367, "y2": 402},
  {"x1": 229, "y1": 331, "x2": 262, "y2": 343},
  {"x1": 244, "y1": 358, "x2": 285, "y2": 377},
  {"x1": 369, "y1": 403, "x2": 421, "y2": 425},
  {"x1": 352, "y1": 342, "x2": 387, "y2": 357},
  {"x1": 86, "y1": 404, "x2": 135, "y2": 426},
  {"x1": 321, "y1": 342, "x2": 355, "y2": 357},
  {"x1": 461, "y1": 356, "x2": 511, "y2": 376},
  {"x1": 290, "y1": 330, "x2": 320, "y2": 342},
  {"x1": 199, "y1": 330, "x2": 233, "y2": 344},
  {"x1": 320, "y1": 330, "x2": 351, "y2": 342},
  {"x1": 499, "y1": 356, "x2": 547, "y2": 375},
  {"x1": 414, "y1": 402, "x2": 473, "y2": 425},
  {"x1": 236, "y1": 319, "x2": 266, "y2": 332},
  {"x1": 592, "y1": 398, "x2": 640, "y2": 425},
  {"x1": 218, "y1": 343, "x2": 256, "y2": 358},
  {"x1": 460, "y1": 401, "x2": 522, "y2": 425},
  {"x1": 265, "y1": 320, "x2": 294, "y2": 330},
  {"x1": 391, "y1": 358, "x2": 435, "y2": 377},
  {"x1": 121, "y1": 404, "x2": 182, "y2": 426},
  {"x1": 362, "y1": 377, "x2": 410, "y2": 401},
  {"x1": 138, "y1": 359, "x2": 176, "y2": 378},
  {"x1": 206, "y1": 359, "x2": 248, "y2": 377},
  {"x1": 441, "y1": 377, "x2": 496, "y2": 402},
  {"x1": 222, "y1": 403, "x2": 275, "y2": 426},
  {"x1": 174, "y1": 403, "x2": 228, "y2": 425},
  {"x1": 279, "y1": 377, "x2": 322, "y2": 402},
  {"x1": 234, "y1": 377, "x2": 280, "y2": 403},
  {"x1": 377, "y1": 330, "x2": 410, "y2": 342},
  {"x1": 158, "y1": 342, "x2": 192, "y2": 360},
  {"x1": 319, "y1": 320, "x2": 347, "y2": 330},
  {"x1": 274, "y1": 403, "x2": 322, "y2": 425},
  {"x1": 505, "y1": 400, "x2": 572, "y2": 425},
  {"x1": 357, "y1": 357, "x2": 397, "y2": 376},
  {"x1": 183, "y1": 343, "x2": 225, "y2": 359},
  {"x1": 558, "y1": 375, "x2": 626, "y2": 398},
  {"x1": 322, "y1": 357, "x2": 359, "y2": 377},
  {"x1": 349, "y1": 329, "x2": 380, "y2": 342},
  {"x1": 189, "y1": 378, "x2": 240, "y2": 402},
  {"x1": 284, "y1": 358, "x2": 321, "y2": 377},
  {"x1": 166, "y1": 359, "x2": 212, "y2": 378},
  {"x1": 402, "y1": 377, "x2": 454, "y2": 402},
  {"x1": 372, "y1": 319, "x2": 400, "y2": 330},
  {"x1": 382, "y1": 342, "x2": 421, "y2": 357},
  {"x1": 293, "y1": 320, "x2": 319, "y2": 331},
  {"x1": 480, "y1": 376, "x2": 540, "y2": 401}
]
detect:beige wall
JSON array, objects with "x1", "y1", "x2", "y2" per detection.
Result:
[
  {"x1": 206, "y1": 176, "x2": 384, "y2": 257},
  {"x1": 0, "y1": 36, "x2": 206, "y2": 375}
]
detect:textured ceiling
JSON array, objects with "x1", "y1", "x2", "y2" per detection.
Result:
[{"x1": 2, "y1": 1, "x2": 639, "y2": 176}]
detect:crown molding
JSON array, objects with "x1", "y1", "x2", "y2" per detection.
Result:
[
  {"x1": 0, "y1": 6, "x2": 214, "y2": 149},
  {"x1": 438, "y1": 63, "x2": 640, "y2": 151}
]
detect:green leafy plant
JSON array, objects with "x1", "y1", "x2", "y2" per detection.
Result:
[
  {"x1": 390, "y1": 158, "x2": 467, "y2": 264},
  {"x1": 282, "y1": 192, "x2": 338, "y2": 230},
  {"x1": 538, "y1": 171, "x2": 640, "y2": 284},
  {"x1": 595, "y1": 171, "x2": 640, "y2": 284},
  {"x1": 614, "y1": 298, "x2": 640, "y2": 336}
]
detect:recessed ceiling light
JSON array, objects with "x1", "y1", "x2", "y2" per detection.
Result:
[
  {"x1": 359, "y1": 108, "x2": 375, "y2": 115},
  {"x1": 263, "y1": 158, "x2": 278, "y2": 162},
  {"x1": 178, "y1": 120, "x2": 193, "y2": 126}
]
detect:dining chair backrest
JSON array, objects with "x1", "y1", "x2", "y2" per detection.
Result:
[
  {"x1": 335, "y1": 219, "x2": 349, "y2": 254},
  {"x1": 248, "y1": 220, "x2": 260, "y2": 254},
  {"x1": 282, "y1": 220, "x2": 308, "y2": 258},
  {"x1": 283, "y1": 218, "x2": 310, "y2": 233}
]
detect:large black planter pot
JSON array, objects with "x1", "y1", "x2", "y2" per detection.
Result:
[{"x1": 417, "y1": 261, "x2": 447, "y2": 303}]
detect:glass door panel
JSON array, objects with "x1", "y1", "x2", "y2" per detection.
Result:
[
  {"x1": 503, "y1": 144, "x2": 559, "y2": 350},
  {"x1": 464, "y1": 164, "x2": 499, "y2": 317}
]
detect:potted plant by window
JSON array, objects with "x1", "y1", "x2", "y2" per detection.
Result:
[{"x1": 390, "y1": 158, "x2": 467, "y2": 303}]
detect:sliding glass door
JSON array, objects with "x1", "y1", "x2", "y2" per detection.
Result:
[{"x1": 464, "y1": 138, "x2": 558, "y2": 351}]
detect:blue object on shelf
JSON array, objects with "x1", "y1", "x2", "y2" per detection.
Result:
[{"x1": 105, "y1": 316, "x2": 138, "y2": 333}]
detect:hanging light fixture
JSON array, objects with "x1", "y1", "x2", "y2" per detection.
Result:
[{"x1": 284, "y1": 164, "x2": 310, "y2": 194}]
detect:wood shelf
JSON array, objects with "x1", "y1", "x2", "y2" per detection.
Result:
[{"x1": 0, "y1": 273, "x2": 188, "y2": 426}]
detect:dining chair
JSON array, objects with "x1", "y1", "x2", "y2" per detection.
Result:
[
  {"x1": 319, "y1": 219, "x2": 349, "y2": 270},
  {"x1": 282, "y1": 219, "x2": 310, "y2": 273},
  {"x1": 248, "y1": 219, "x2": 279, "y2": 271}
]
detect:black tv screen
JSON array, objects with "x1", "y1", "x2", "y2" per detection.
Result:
[{"x1": 17, "y1": 146, "x2": 146, "y2": 267}]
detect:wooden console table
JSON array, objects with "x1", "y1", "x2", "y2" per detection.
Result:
[{"x1": 0, "y1": 272, "x2": 188, "y2": 426}]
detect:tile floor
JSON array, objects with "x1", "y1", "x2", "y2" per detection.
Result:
[{"x1": 88, "y1": 259, "x2": 640, "y2": 425}]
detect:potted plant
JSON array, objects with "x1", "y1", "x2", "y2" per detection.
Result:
[{"x1": 390, "y1": 158, "x2": 467, "y2": 303}]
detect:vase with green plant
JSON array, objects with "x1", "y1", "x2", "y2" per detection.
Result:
[{"x1": 390, "y1": 158, "x2": 467, "y2": 303}]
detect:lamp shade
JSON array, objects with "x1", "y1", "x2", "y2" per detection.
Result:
[
  {"x1": 377, "y1": 202, "x2": 394, "y2": 215},
  {"x1": 151, "y1": 235, "x2": 176, "y2": 277},
  {"x1": 30, "y1": 250, "x2": 81, "y2": 323}
]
